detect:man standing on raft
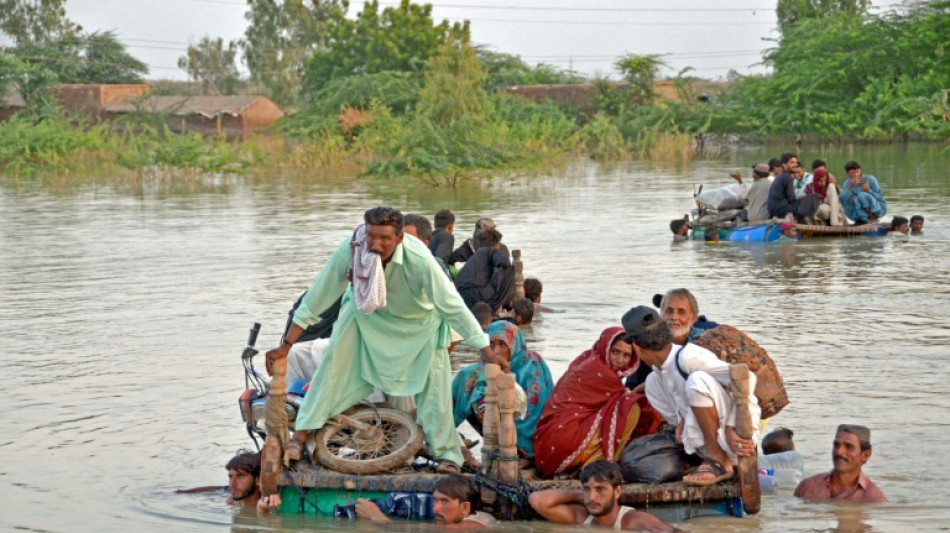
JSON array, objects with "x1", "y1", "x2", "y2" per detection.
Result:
[{"x1": 266, "y1": 207, "x2": 508, "y2": 472}]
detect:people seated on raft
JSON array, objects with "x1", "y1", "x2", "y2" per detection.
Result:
[
  {"x1": 768, "y1": 152, "x2": 821, "y2": 223},
  {"x1": 792, "y1": 159, "x2": 813, "y2": 198},
  {"x1": 355, "y1": 474, "x2": 497, "y2": 529},
  {"x1": 795, "y1": 424, "x2": 887, "y2": 503},
  {"x1": 776, "y1": 222, "x2": 800, "y2": 242},
  {"x1": 454, "y1": 228, "x2": 516, "y2": 312},
  {"x1": 533, "y1": 327, "x2": 663, "y2": 478},
  {"x1": 888, "y1": 216, "x2": 909, "y2": 237},
  {"x1": 448, "y1": 217, "x2": 508, "y2": 266},
  {"x1": 669, "y1": 217, "x2": 689, "y2": 242},
  {"x1": 839, "y1": 160, "x2": 887, "y2": 224},
  {"x1": 452, "y1": 321, "x2": 553, "y2": 468},
  {"x1": 768, "y1": 157, "x2": 783, "y2": 179},
  {"x1": 808, "y1": 159, "x2": 836, "y2": 187},
  {"x1": 802, "y1": 168, "x2": 846, "y2": 226},
  {"x1": 625, "y1": 289, "x2": 719, "y2": 392},
  {"x1": 523, "y1": 277, "x2": 554, "y2": 314},
  {"x1": 622, "y1": 306, "x2": 760, "y2": 486},
  {"x1": 737, "y1": 163, "x2": 773, "y2": 222},
  {"x1": 528, "y1": 460, "x2": 683, "y2": 532},
  {"x1": 910, "y1": 214, "x2": 924, "y2": 235},
  {"x1": 428, "y1": 209, "x2": 456, "y2": 264}
]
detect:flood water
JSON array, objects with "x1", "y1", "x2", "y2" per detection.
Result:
[{"x1": 2, "y1": 143, "x2": 949, "y2": 532}]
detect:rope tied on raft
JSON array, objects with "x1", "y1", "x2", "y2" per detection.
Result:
[{"x1": 473, "y1": 449, "x2": 535, "y2": 520}]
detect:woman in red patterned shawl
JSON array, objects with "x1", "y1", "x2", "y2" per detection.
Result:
[{"x1": 533, "y1": 327, "x2": 663, "y2": 478}]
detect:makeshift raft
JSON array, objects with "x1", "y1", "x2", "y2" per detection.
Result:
[
  {"x1": 267, "y1": 363, "x2": 761, "y2": 522},
  {"x1": 691, "y1": 220, "x2": 889, "y2": 242}
]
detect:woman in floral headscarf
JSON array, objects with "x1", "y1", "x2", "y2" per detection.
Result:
[
  {"x1": 533, "y1": 327, "x2": 663, "y2": 478},
  {"x1": 452, "y1": 320, "x2": 553, "y2": 460}
]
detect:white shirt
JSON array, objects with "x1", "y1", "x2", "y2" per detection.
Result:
[{"x1": 646, "y1": 343, "x2": 735, "y2": 426}]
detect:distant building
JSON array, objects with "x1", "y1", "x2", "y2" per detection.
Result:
[
  {"x1": 498, "y1": 80, "x2": 729, "y2": 115},
  {"x1": 104, "y1": 95, "x2": 284, "y2": 137},
  {"x1": 0, "y1": 90, "x2": 26, "y2": 121},
  {"x1": 0, "y1": 84, "x2": 284, "y2": 137}
]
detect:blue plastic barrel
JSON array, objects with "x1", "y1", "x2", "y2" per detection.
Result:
[{"x1": 728, "y1": 224, "x2": 781, "y2": 242}]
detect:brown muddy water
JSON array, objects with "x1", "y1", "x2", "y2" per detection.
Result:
[{"x1": 2, "y1": 143, "x2": 949, "y2": 532}]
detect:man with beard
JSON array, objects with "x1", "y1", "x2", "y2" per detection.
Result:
[
  {"x1": 226, "y1": 451, "x2": 261, "y2": 507},
  {"x1": 626, "y1": 289, "x2": 717, "y2": 392},
  {"x1": 623, "y1": 307, "x2": 759, "y2": 487},
  {"x1": 354, "y1": 474, "x2": 496, "y2": 528},
  {"x1": 265, "y1": 207, "x2": 506, "y2": 473},
  {"x1": 795, "y1": 425, "x2": 887, "y2": 502},
  {"x1": 529, "y1": 461, "x2": 681, "y2": 531}
]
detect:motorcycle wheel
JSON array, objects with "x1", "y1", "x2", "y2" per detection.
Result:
[{"x1": 313, "y1": 407, "x2": 423, "y2": 475}]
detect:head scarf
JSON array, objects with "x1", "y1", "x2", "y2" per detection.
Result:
[
  {"x1": 532, "y1": 327, "x2": 661, "y2": 476},
  {"x1": 809, "y1": 168, "x2": 829, "y2": 199},
  {"x1": 583, "y1": 326, "x2": 640, "y2": 379}
]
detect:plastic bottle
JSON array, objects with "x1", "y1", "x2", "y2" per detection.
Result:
[
  {"x1": 758, "y1": 469, "x2": 777, "y2": 494},
  {"x1": 774, "y1": 467, "x2": 803, "y2": 488}
]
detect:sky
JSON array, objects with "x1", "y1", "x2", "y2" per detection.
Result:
[{"x1": 62, "y1": 0, "x2": 904, "y2": 82}]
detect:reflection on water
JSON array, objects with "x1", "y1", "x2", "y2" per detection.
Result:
[{"x1": 1, "y1": 143, "x2": 949, "y2": 532}]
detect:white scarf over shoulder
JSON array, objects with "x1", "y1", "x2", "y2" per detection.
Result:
[{"x1": 349, "y1": 225, "x2": 387, "y2": 314}]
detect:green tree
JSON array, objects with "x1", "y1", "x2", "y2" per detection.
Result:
[
  {"x1": 776, "y1": 0, "x2": 870, "y2": 32},
  {"x1": 302, "y1": 0, "x2": 469, "y2": 95},
  {"x1": 614, "y1": 53, "x2": 668, "y2": 105},
  {"x1": 0, "y1": 0, "x2": 81, "y2": 45},
  {"x1": 241, "y1": 0, "x2": 342, "y2": 104},
  {"x1": 418, "y1": 36, "x2": 489, "y2": 127},
  {"x1": 476, "y1": 47, "x2": 584, "y2": 90},
  {"x1": 79, "y1": 31, "x2": 147, "y2": 83},
  {"x1": 178, "y1": 36, "x2": 241, "y2": 95}
]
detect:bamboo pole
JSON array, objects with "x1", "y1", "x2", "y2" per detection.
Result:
[
  {"x1": 260, "y1": 357, "x2": 288, "y2": 496},
  {"x1": 480, "y1": 363, "x2": 501, "y2": 509},
  {"x1": 729, "y1": 363, "x2": 760, "y2": 515}
]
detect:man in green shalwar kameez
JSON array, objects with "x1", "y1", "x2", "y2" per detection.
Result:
[{"x1": 267, "y1": 207, "x2": 508, "y2": 470}]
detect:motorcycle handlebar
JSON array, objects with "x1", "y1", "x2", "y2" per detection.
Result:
[{"x1": 247, "y1": 322, "x2": 261, "y2": 348}]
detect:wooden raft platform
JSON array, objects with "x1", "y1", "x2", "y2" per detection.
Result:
[
  {"x1": 281, "y1": 465, "x2": 742, "y2": 506},
  {"x1": 739, "y1": 219, "x2": 889, "y2": 238},
  {"x1": 276, "y1": 362, "x2": 759, "y2": 520}
]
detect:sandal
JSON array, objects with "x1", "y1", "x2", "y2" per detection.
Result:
[
  {"x1": 683, "y1": 458, "x2": 733, "y2": 487},
  {"x1": 287, "y1": 438, "x2": 305, "y2": 462}
]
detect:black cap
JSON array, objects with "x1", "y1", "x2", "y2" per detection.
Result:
[{"x1": 622, "y1": 306, "x2": 662, "y2": 337}]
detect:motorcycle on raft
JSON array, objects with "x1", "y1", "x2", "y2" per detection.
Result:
[{"x1": 237, "y1": 322, "x2": 424, "y2": 475}]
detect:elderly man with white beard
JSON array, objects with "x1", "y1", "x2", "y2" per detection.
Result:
[{"x1": 625, "y1": 289, "x2": 718, "y2": 392}]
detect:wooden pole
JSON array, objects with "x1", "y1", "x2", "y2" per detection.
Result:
[
  {"x1": 480, "y1": 363, "x2": 501, "y2": 510},
  {"x1": 729, "y1": 363, "x2": 760, "y2": 515},
  {"x1": 512, "y1": 249, "x2": 525, "y2": 299},
  {"x1": 496, "y1": 373, "x2": 519, "y2": 484},
  {"x1": 260, "y1": 357, "x2": 288, "y2": 496}
]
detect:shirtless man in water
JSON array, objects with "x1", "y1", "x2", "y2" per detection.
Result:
[{"x1": 529, "y1": 461, "x2": 682, "y2": 532}]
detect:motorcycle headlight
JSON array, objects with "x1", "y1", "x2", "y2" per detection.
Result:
[{"x1": 251, "y1": 402, "x2": 297, "y2": 433}]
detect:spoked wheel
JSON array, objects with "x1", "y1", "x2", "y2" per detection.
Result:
[{"x1": 313, "y1": 407, "x2": 423, "y2": 475}]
